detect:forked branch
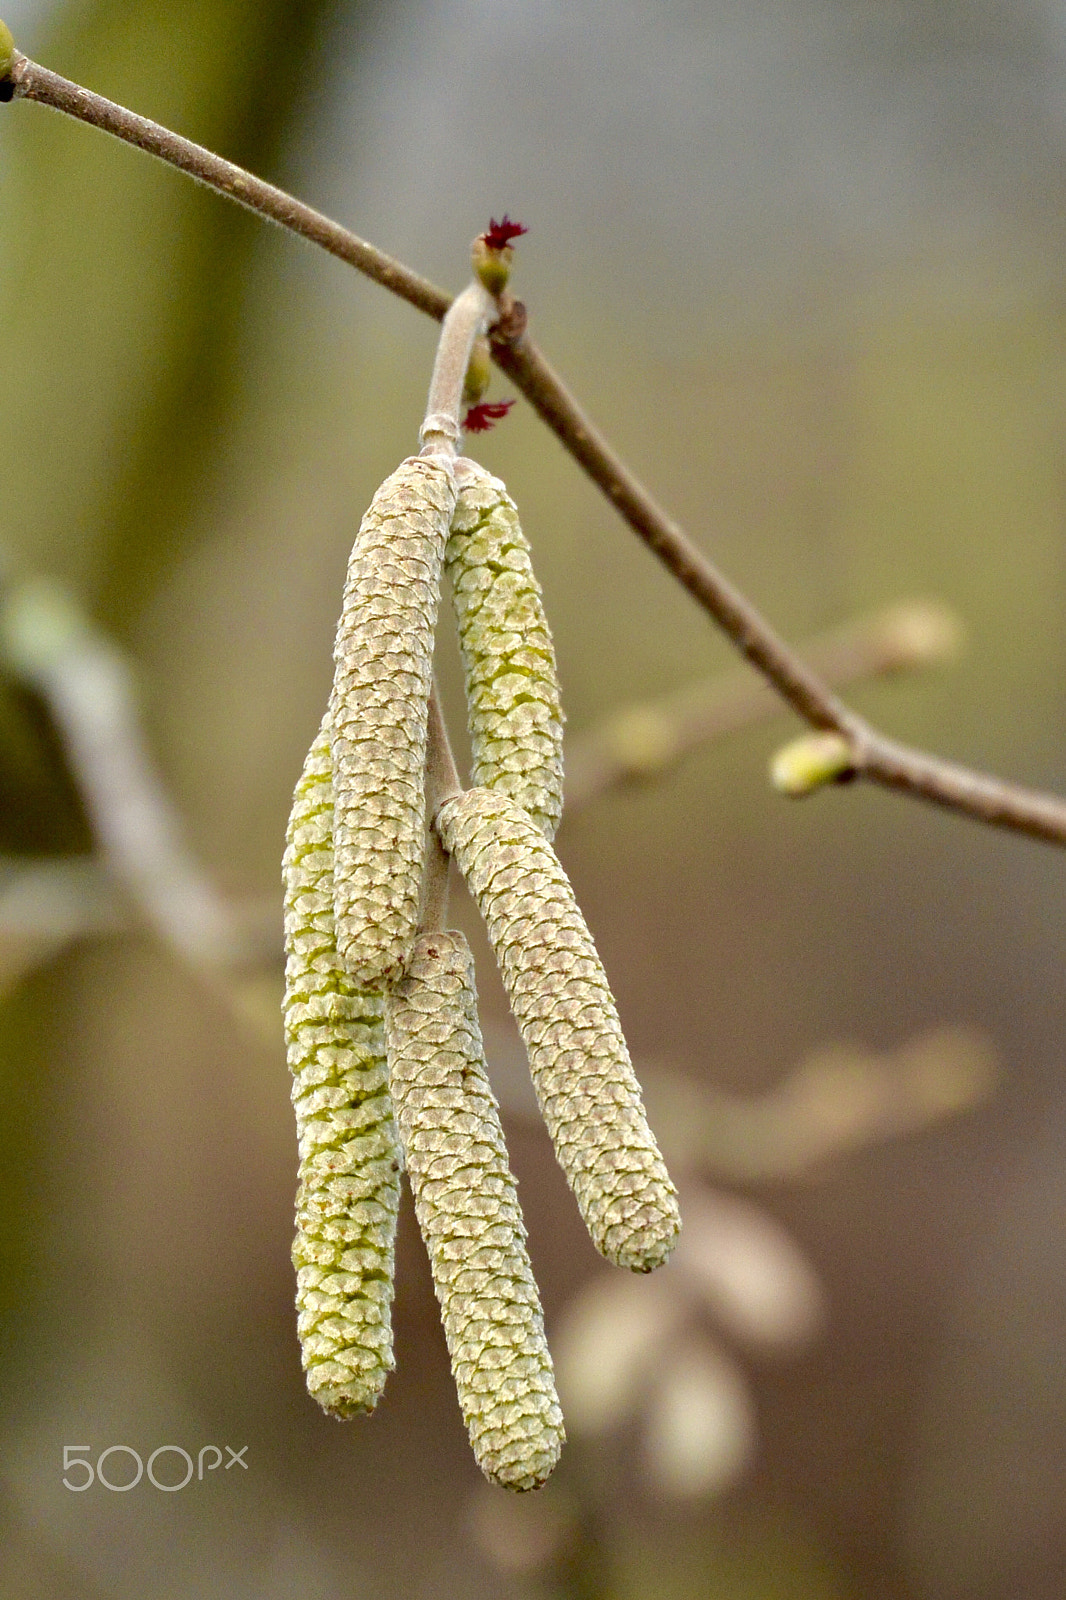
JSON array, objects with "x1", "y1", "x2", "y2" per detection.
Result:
[{"x1": 6, "y1": 43, "x2": 1066, "y2": 845}]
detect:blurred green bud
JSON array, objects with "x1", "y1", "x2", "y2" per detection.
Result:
[
  {"x1": 873, "y1": 599, "x2": 964, "y2": 671},
  {"x1": 471, "y1": 218, "x2": 527, "y2": 295},
  {"x1": 463, "y1": 337, "x2": 492, "y2": 405},
  {"x1": 770, "y1": 731, "x2": 855, "y2": 797},
  {"x1": 472, "y1": 235, "x2": 514, "y2": 296},
  {"x1": 0, "y1": 21, "x2": 15, "y2": 82}
]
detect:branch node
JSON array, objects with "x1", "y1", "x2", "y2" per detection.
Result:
[{"x1": 489, "y1": 296, "x2": 528, "y2": 348}]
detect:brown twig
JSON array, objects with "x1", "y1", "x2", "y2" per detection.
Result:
[
  {"x1": 6, "y1": 53, "x2": 451, "y2": 320},
  {"x1": 8, "y1": 49, "x2": 1066, "y2": 845},
  {"x1": 564, "y1": 600, "x2": 963, "y2": 810}
]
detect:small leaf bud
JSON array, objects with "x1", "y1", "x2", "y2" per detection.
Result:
[
  {"x1": 872, "y1": 599, "x2": 964, "y2": 672},
  {"x1": 0, "y1": 21, "x2": 15, "y2": 83},
  {"x1": 463, "y1": 337, "x2": 493, "y2": 406},
  {"x1": 472, "y1": 236, "x2": 513, "y2": 296},
  {"x1": 0, "y1": 578, "x2": 93, "y2": 681},
  {"x1": 472, "y1": 218, "x2": 527, "y2": 295},
  {"x1": 770, "y1": 731, "x2": 855, "y2": 797}
]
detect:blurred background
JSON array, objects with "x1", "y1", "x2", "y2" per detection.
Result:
[{"x1": 0, "y1": 0, "x2": 1064, "y2": 1595}]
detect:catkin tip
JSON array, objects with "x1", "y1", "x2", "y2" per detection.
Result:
[
  {"x1": 437, "y1": 788, "x2": 680, "y2": 1274},
  {"x1": 386, "y1": 928, "x2": 565, "y2": 1485}
]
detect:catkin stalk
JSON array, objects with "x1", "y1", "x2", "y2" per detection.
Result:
[
  {"x1": 437, "y1": 787, "x2": 681, "y2": 1272},
  {"x1": 448, "y1": 460, "x2": 564, "y2": 838},
  {"x1": 386, "y1": 930, "x2": 565, "y2": 1489},
  {"x1": 283, "y1": 715, "x2": 402, "y2": 1416},
  {"x1": 330, "y1": 455, "x2": 458, "y2": 986}
]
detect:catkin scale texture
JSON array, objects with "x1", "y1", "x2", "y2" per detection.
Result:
[
  {"x1": 437, "y1": 788, "x2": 681, "y2": 1272},
  {"x1": 330, "y1": 455, "x2": 458, "y2": 985},
  {"x1": 448, "y1": 462, "x2": 564, "y2": 838},
  {"x1": 386, "y1": 930, "x2": 564, "y2": 1489},
  {"x1": 283, "y1": 717, "x2": 402, "y2": 1417}
]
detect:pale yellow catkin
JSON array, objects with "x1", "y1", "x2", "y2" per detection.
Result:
[
  {"x1": 448, "y1": 461, "x2": 564, "y2": 838},
  {"x1": 283, "y1": 716, "x2": 402, "y2": 1417},
  {"x1": 437, "y1": 787, "x2": 681, "y2": 1273},
  {"x1": 330, "y1": 455, "x2": 458, "y2": 986},
  {"x1": 386, "y1": 929, "x2": 565, "y2": 1489}
]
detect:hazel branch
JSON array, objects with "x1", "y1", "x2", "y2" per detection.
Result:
[
  {"x1": 4, "y1": 49, "x2": 451, "y2": 320},
  {"x1": 564, "y1": 600, "x2": 962, "y2": 810},
  {"x1": 6, "y1": 42, "x2": 1066, "y2": 845}
]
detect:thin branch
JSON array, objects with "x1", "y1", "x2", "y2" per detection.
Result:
[
  {"x1": 8, "y1": 49, "x2": 1066, "y2": 845},
  {"x1": 489, "y1": 329, "x2": 1066, "y2": 845},
  {"x1": 421, "y1": 681, "x2": 464, "y2": 933},
  {"x1": 419, "y1": 279, "x2": 495, "y2": 456},
  {"x1": 425, "y1": 685, "x2": 463, "y2": 816},
  {"x1": 0, "y1": 578, "x2": 249, "y2": 968},
  {"x1": 564, "y1": 600, "x2": 963, "y2": 811},
  {"x1": 6, "y1": 52, "x2": 451, "y2": 320},
  {"x1": 490, "y1": 329, "x2": 857, "y2": 737}
]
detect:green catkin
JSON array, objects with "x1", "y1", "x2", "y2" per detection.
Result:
[
  {"x1": 386, "y1": 930, "x2": 565, "y2": 1489},
  {"x1": 330, "y1": 454, "x2": 458, "y2": 986},
  {"x1": 447, "y1": 460, "x2": 564, "y2": 839},
  {"x1": 437, "y1": 787, "x2": 681, "y2": 1273},
  {"x1": 283, "y1": 716, "x2": 403, "y2": 1416}
]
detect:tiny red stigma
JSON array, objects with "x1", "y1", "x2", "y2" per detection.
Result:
[
  {"x1": 463, "y1": 399, "x2": 515, "y2": 434},
  {"x1": 481, "y1": 216, "x2": 528, "y2": 251}
]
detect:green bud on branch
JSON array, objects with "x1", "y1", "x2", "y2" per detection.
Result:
[
  {"x1": 770, "y1": 731, "x2": 856, "y2": 797},
  {"x1": 0, "y1": 21, "x2": 15, "y2": 87},
  {"x1": 462, "y1": 338, "x2": 493, "y2": 407}
]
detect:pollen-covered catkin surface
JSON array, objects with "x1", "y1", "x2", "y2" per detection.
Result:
[
  {"x1": 437, "y1": 788, "x2": 681, "y2": 1273},
  {"x1": 283, "y1": 716, "x2": 402, "y2": 1417},
  {"x1": 330, "y1": 455, "x2": 458, "y2": 986},
  {"x1": 386, "y1": 930, "x2": 564, "y2": 1490},
  {"x1": 448, "y1": 461, "x2": 564, "y2": 839}
]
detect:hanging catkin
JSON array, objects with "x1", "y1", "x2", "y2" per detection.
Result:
[
  {"x1": 436, "y1": 787, "x2": 680, "y2": 1273},
  {"x1": 386, "y1": 929, "x2": 565, "y2": 1489},
  {"x1": 330, "y1": 454, "x2": 458, "y2": 986},
  {"x1": 283, "y1": 715, "x2": 402, "y2": 1416},
  {"x1": 447, "y1": 460, "x2": 564, "y2": 838}
]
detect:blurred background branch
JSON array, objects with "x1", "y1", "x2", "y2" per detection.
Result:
[{"x1": 564, "y1": 598, "x2": 962, "y2": 809}]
